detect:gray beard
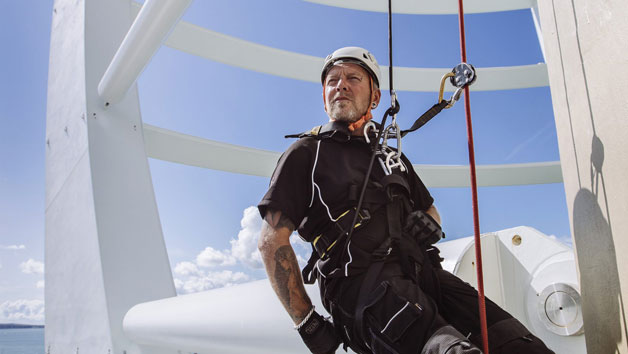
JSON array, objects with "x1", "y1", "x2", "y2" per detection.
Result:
[{"x1": 328, "y1": 103, "x2": 361, "y2": 123}]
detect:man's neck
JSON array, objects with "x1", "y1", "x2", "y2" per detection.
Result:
[{"x1": 328, "y1": 119, "x2": 364, "y2": 136}]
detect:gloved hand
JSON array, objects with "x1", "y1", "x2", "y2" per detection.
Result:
[
  {"x1": 297, "y1": 310, "x2": 341, "y2": 354},
  {"x1": 404, "y1": 209, "x2": 444, "y2": 246}
]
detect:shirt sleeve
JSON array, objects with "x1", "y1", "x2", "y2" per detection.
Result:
[
  {"x1": 402, "y1": 154, "x2": 434, "y2": 211},
  {"x1": 258, "y1": 139, "x2": 315, "y2": 228}
]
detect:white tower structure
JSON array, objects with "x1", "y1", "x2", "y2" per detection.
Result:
[
  {"x1": 45, "y1": 1, "x2": 178, "y2": 353},
  {"x1": 45, "y1": 0, "x2": 627, "y2": 352},
  {"x1": 537, "y1": 1, "x2": 628, "y2": 352}
]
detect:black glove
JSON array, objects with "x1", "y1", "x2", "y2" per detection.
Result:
[
  {"x1": 297, "y1": 310, "x2": 341, "y2": 354},
  {"x1": 404, "y1": 209, "x2": 444, "y2": 246}
]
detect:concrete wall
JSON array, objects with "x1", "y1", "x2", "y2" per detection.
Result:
[
  {"x1": 45, "y1": 0, "x2": 176, "y2": 353},
  {"x1": 537, "y1": 0, "x2": 628, "y2": 353}
]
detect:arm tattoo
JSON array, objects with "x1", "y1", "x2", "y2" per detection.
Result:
[
  {"x1": 273, "y1": 245, "x2": 311, "y2": 322},
  {"x1": 265, "y1": 209, "x2": 295, "y2": 231}
]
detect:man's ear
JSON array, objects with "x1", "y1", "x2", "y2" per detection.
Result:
[{"x1": 373, "y1": 88, "x2": 381, "y2": 106}]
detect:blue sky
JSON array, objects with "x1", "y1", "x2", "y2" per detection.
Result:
[{"x1": 0, "y1": 0, "x2": 570, "y2": 324}]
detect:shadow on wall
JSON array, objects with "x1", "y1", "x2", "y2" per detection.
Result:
[{"x1": 572, "y1": 136, "x2": 627, "y2": 354}]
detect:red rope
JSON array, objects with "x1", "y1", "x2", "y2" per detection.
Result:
[{"x1": 456, "y1": 1, "x2": 490, "y2": 353}]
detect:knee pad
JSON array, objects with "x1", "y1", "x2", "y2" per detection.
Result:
[{"x1": 421, "y1": 325, "x2": 482, "y2": 354}]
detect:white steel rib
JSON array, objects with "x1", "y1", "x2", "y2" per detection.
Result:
[
  {"x1": 304, "y1": 0, "x2": 535, "y2": 15},
  {"x1": 143, "y1": 124, "x2": 562, "y2": 187},
  {"x1": 130, "y1": 3, "x2": 548, "y2": 92},
  {"x1": 99, "y1": 0, "x2": 192, "y2": 105}
]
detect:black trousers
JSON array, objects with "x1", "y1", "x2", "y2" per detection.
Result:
[{"x1": 323, "y1": 262, "x2": 555, "y2": 354}]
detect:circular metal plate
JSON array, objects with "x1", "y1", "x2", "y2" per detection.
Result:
[{"x1": 537, "y1": 283, "x2": 583, "y2": 336}]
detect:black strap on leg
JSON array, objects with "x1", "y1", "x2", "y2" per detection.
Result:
[{"x1": 354, "y1": 260, "x2": 386, "y2": 347}]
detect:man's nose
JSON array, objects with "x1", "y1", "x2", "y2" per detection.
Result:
[{"x1": 335, "y1": 78, "x2": 349, "y2": 91}]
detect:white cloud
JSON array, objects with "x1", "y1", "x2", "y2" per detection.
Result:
[
  {"x1": 36, "y1": 280, "x2": 45, "y2": 289},
  {"x1": 0, "y1": 299, "x2": 44, "y2": 323},
  {"x1": 20, "y1": 259, "x2": 44, "y2": 275},
  {"x1": 0, "y1": 244, "x2": 26, "y2": 250},
  {"x1": 548, "y1": 234, "x2": 573, "y2": 247},
  {"x1": 291, "y1": 235, "x2": 311, "y2": 268},
  {"x1": 175, "y1": 270, "x2": 249, "y2": 294},
  {"x1": 230, "y1": 206, "x2": 263, "y2": 269},
  {"x1": 196, "y1": 247, "x2": 235, "y2": 268},
  {"x1": 174, "y1": 261, "x2": 201, "y2": 276},
  {"x1": 173, "y1": 206, "x2": 313, "y2": 294}
]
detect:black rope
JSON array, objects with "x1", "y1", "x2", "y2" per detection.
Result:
[
  {"x1": 338, "y1": 0, "x2": 397, "y2": 267},
  {"x1": 388, "y1": 0, "x2": 393, "y2": 97}
]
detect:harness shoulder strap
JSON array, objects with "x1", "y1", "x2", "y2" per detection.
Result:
[{"x1": 285, "y1": 125, "x2": 323, "y2": 139}]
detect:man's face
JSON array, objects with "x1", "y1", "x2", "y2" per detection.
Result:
[{"x1": 323, "y1": 63, "x2": 380, "y2": 123}]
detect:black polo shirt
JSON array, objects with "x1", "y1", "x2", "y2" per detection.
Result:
[{"x1": 258, "y1": 122, "x2": 433, "y2": 262}]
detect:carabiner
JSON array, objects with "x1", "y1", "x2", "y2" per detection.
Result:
[
  {"x1": 363, "y1": 121, "x2": 378, "y2": 144},
  {"x1": 385, "y1": 149, "x2": 405, "y2": 173}
]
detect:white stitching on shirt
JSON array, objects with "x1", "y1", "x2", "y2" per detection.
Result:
[
  {"x1": 311, "y1": 141, "x2": 339, "y2": 222},
  {"x1": 344, "y1": 240, "x2": 353, "y2": 276},
  {"x1": 309, "y1": 140, "x2": 320, "y2": 208}
]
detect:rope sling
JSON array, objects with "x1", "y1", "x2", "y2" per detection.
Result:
[{"x1": 339, "y1": 0, "x2": 491, "y2": 352}]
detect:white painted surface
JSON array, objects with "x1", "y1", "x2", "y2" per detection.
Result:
[
  {"x1": 123, "y1": 227, "x2": 584, "y2": 353},
  {"x1": 304, "y1": 0, "x2": 535, "y2": 14},
  {"x1": 46, "y1": 0, "x2": 176, "y2": 353},
  {"x1": 129, "y1": 3, "x2": 549, "y2": 93},
  {"x1": 538, "y1": 0, "x2": 628, "y2": 351},
  {"x1": 124, "y1": 281, "x2": 329, "y2": 354},
  {"x1": 98, "y1": 0, "x2": 192, "y2": 105},
  {"x1": 454, "y1": 227, "x2": 585, "y2": 353}
]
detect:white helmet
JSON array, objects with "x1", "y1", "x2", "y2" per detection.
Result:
[{"x1": 321, "y1": 47, "x2": 381, "y2": 88}]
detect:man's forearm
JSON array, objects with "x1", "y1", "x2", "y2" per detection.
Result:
[
  {"x1": 425, "y1": 204, "x2": 441, "y2": 225},
  {"x1": 259, "y1": 211, "x2": 313, "y2": 325}
]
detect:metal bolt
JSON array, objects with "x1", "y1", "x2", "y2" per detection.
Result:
[
  {"x1": 512, "y1": 234, "x2": 522, "y2": 246},
  {"x1": 133, "y1": 124, "x2": 137, "y2": 131}
]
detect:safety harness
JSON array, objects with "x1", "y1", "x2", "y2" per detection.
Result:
[{"x1": 287, "y1": 120, "x2": 449, "y2": 354}]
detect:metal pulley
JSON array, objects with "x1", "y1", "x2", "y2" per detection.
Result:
[
  {"x1": 438, "y1": 62, "x2": 477, "y2": 108},
  {"x1": 451, "y1": 62, "x2": 476, "y2": 88}
]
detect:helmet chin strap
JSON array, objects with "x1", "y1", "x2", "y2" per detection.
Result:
[{"x1": 348, "y1": 76, "x2": 375, "y2": 133}]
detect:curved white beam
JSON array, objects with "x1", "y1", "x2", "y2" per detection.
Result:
[
  {"x1": 99, "y1": 0, "x2": 192, "y2": 105},
  {"x1": 143, "y1": 124, "x2": 562, "y2": 187},
  {"x1": 143, "y1": 124, "x2": 280, "y2": 178},
  {"x1": 415, "y1": 161, "x2": 562, "y2": 187},
  {"x1": 130, "y1": 3, "x2": 549, "y2": 92},
  {"x1": 304, "y1": 0, "x2": 536, "y2": 15}
]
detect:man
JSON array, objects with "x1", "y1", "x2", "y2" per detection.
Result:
[{"x1": 258, "y1": 47, "x2": 554, "y2": 354}]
